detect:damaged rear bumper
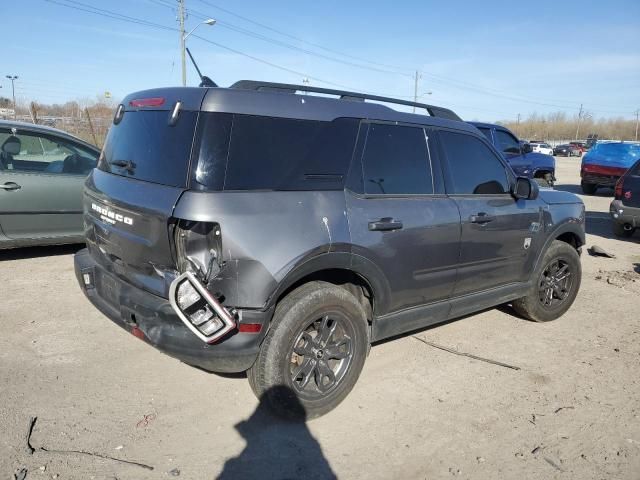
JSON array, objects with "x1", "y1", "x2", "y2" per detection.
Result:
[{"x1": 74, "y1": 248, "x2": 272, "y2": 373}]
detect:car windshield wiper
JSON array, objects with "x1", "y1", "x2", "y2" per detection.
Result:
[{"x1": 110, "y1": 160, "x2": 136, "y2": 173}]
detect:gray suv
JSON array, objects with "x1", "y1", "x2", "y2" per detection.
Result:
[{"x1": 74, "y1": 81, "x2": 585, "y2": 418}]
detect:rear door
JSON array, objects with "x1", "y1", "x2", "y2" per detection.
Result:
[
  {"x1": 0, "y1": 127, "x2": 97, "y2": 240},
  {"x1": 85, "y1": 90, "x2": 205, "y2": 297},
  {"x1": 438, "y1": 130, "x2": 540, "y2": 298},
  {"x1": 346, "y1": 122, "x2": 461, "y2": 315}
]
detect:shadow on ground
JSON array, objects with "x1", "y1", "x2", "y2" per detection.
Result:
[
  {"x1": 217, "y1": 386, "x2": 336, "y2": 480},
  {"x1": 0, "y1": 243, "x2": 84, "y2": 261},
  {"x1": 584, "y1": 211, "x2": 639, "y2": 243}
]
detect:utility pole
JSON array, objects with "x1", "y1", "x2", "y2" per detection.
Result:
[
  {"x1": 635, "y1": 109, "x2": 639, "y2": 141},
  {"x1": 575, "y1": 103, "x2": 584, "y2": 141},
  {"x1": 178, "y1": 0, "x2": 187, "y2": 86},
  {"x1": 516, "y1": 113, "x2": 521, "y2": 136},
  {"x1": 6, "y1": 75, "x2": 18, "y2": 119},
  {"x1": 412, "y1": 70, "x2": 421, "y2": 113}
]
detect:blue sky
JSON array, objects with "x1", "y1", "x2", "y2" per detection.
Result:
[{"x1": 2, "y1": 0, "x2": 639, "y2": 122}]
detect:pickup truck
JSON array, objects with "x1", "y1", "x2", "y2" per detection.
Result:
[{"x1": 470, "y1": 122, "x2": 556, "y2": 187}]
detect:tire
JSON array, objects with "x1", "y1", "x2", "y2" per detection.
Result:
[
  {"x1": 247, "y1": 281, "x2": 369, "y2": 419},
  {"x1": 612, "y1": 222, "x2": 634, "y2": 238},
  {"x1": 512, "y1": 240, "x2": 581, "y2": 322},
  {"x1": 581, "y1": 182, "x2": 597, "y2": 195},
  {"x1": 534, "y1": 175, "x2": 553, "y2": 188}
]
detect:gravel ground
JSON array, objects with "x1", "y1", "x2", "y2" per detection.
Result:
[{"x1": 1, "y1": 156, "x2": 639, "y2": 480}]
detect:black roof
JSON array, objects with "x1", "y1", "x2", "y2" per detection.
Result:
[{"x1": 122, "y1": 81, "x2": 479, "y2": 135}]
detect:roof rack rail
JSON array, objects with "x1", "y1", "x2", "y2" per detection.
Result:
[{"x1": 230, "y1": 80, "x2": 462, "y2": 121}]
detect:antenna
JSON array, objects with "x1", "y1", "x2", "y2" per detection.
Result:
[{"x1": 185, "y1": 48, "x2": 217, "y2": 88}]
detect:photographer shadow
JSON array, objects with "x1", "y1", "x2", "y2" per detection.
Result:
[{"x1": 217, "y1": 385, "x2": 336, "y2": 480}]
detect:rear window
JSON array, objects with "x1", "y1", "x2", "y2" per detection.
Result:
[
  {"x1": 193, "y1": 113, "x2": 359, "y2": 191},
  {"x1": 591, "y1": 142, "x2": 640, "y2": 159},
  {"x1": 99, "y1": 111, "x2": 198, "y2": 187}
]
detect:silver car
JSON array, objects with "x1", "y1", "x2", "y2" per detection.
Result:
[{"x1": 0, "y1": 120, "x2": 100, "y2": 249}]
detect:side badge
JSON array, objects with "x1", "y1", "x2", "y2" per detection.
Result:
[{"x1": 524, "y1": 237, "x2": 532, "y2": 250}]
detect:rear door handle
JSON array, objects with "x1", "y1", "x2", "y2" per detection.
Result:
[
  {"x1": 469, "y1": 212, "x2": 495, "y2": 224},
  {"x1": 368, "y1": 218, "x2": 403, "y2": 231},
  {"x1": 0, "y1": 182, "x2": 21, "y2": 191}
]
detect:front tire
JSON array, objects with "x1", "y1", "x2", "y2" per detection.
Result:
[
  {"x1": 247, "y1": 281, "x2": 369, "y2": 419},
  {"x1": 512, "y1": 240, "x2": 581, "y2": 322}
]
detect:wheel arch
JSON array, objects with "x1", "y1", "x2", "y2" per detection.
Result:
[
  {"x1": 533, "y1": 223, "x2": 585, "y2": 273},
  {"x1": 265, "y1": 252, "x2": 391, "y2": 322}
]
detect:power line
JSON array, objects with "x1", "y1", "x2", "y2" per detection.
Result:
[{"x1": 194, "y1": 0, "x2": 414, "y2": 74}]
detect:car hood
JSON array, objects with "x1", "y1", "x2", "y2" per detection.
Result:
[
  {"x1": 527, "y1": 152, "x2": 555, "y2": 168},
  {"x1": 538, "y1": 189, "x2": 582, "y2": 205}
]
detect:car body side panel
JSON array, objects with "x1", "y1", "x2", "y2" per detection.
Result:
[
  {"x1": 0, "y1": 171, "x2": 86, "y2": 239},
  {"x1": 172, "y1": 190, "x2": 350, "y2": 309}
]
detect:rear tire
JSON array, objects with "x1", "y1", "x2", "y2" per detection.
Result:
[
  {"x1": 612, "y1": 222, "x2": 635, "y2": 238},
  {"x1": 512, "y1": 240, "x2": 581, "y2": 322},
  {"x1": 247, "y1": 281, "x2": 369, "y2": 419},
  {"x1": 581, "y1": 182, "x2": 597, "y2": 194}
]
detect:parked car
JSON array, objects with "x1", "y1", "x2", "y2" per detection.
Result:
[
  {"x1": 569, "y1": 141, "x2": 587, "y2": 153},
  {"x1": 553, "y1": 144, "x2": 582, "y2": 157},
  {"x1": 530, "y1": 141, "x2": 554, "y2": 156},
  {"x1": 0, "y1": 120, "x2": 100, "y2": 249},
  {"x1": 470, "y1": 122, "x2": 556, "y2": 187},
  {"x1": 609, "y1": 159, "x2": 640, "y2": 237},
  {"x1": 581, "y1": 141, "x2": 640, "y2": 194},
  {"x1": 74, "y1": 81, "x2": 585, "y2": 418}
]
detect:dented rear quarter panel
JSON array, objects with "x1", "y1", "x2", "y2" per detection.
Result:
[{"x1": 172, "y1": 190, "x2": 350, "y2": 309}]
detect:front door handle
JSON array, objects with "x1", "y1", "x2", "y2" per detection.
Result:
[
  {"x1": 469, "y1": 212, "x2": 495, "y2": 224},
  {"x1": 368, "y1": 217, "x2": 403, "y2": 231},
  {"x1": 0, "y1": 182, "x2": 21, "y2": 191}
]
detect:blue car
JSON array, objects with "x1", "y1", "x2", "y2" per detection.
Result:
[
  {"x1": 470, "y1": 122, "x2": 556, "y2": 187},
  {"x1": 580, "y1": 141, "x2": 640, "y2": 195}
]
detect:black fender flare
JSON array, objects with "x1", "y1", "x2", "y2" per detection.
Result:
[
  {"x1": 532, "y1": 222, "x2": 585, "y2": 273},
  {"x1": 265, "y1": 252, "x2": 392, "y2": 316}
]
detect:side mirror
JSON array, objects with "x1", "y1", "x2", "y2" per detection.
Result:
[
  {"x1": 513, "y1": 177, "x2": 539, "y2": 200},
  {"x1": 521, "y1": 142, "x2": 533, "y2": 154}
]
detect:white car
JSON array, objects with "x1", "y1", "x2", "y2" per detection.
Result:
[{"x1": 530, "y1": 142, "x2": 554, "y2": 156}]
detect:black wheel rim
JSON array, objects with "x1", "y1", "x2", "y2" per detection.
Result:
[
  {"x1": 288, "y1": 313, "x2": 354, "y2": 399},
  {"x1": 538, "y1": 258, "x2": 573, "y2": 308}
]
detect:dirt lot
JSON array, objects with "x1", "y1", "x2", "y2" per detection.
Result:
[{"x1": 1, "y1": 156, "x2": 639, "y2": 480}]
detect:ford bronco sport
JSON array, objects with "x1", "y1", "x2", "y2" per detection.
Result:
[{"x1": 75, "y1": 81, "x2": 585, "y2": 418}]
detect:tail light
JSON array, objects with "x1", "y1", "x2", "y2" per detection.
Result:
[
  {"x1": 169, "y1": 271, "x2": 236, "y2": 343},
  {"x1": 614, "y1": 178, "x2": 623, "y2": 199}
]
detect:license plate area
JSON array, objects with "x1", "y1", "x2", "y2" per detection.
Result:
[{"x1": 97, "y1": 271, "x2": 121, "y2": 306}]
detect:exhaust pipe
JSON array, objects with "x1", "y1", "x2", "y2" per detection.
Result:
[{"x1": 623, "y1": 224, "x2": 633, "y2": 231}]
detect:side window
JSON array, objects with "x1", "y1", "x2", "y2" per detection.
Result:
[
  {"x1": 220, "y1": 116, "x2": 358, "y2": 191},
  {"x1": 440, "y1": 131, "x2": 509, "y2": 195},
  {"x1": 361, "y1": 123, "x2": 433, "y2": 195},
  {"x1": 494, "y1": 129, "x2": 521, "y2": 155},
  {"x1": 478, "y1": 127, "x2": 493, "y2": 142},
  {"x1": 0, "y1": 130, "x2": 97, "y2": 175}
]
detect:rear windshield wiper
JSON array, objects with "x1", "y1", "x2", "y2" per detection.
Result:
[{"x1": 110, "y1": 160, "x2": 137, "y2": 173}]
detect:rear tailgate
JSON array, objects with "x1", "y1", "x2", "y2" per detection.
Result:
[{"x1": 84, "y1": 88, "x2": 206, "y2": 298}]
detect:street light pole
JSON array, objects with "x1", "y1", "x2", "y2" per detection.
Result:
[
  {"x1": 178, "y1": 3, "x2": 216, "y2": 87},
  {"x1": 6, "y1": 75, "x2": 18, "y2": 119},
  {"x1": 179, "y1": 0, "x2": 186, "y2": 87}
]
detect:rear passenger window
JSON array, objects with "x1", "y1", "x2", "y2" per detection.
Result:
[
  {"x1": 361, "y1": 123, "x2": 433, "y2": 195},
  {"x1": 193, "y1": 114, "x2": 359, "y2": 191},
  {"x1": 440, "y1": 131, "x2": 509, "y2": 195}
]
